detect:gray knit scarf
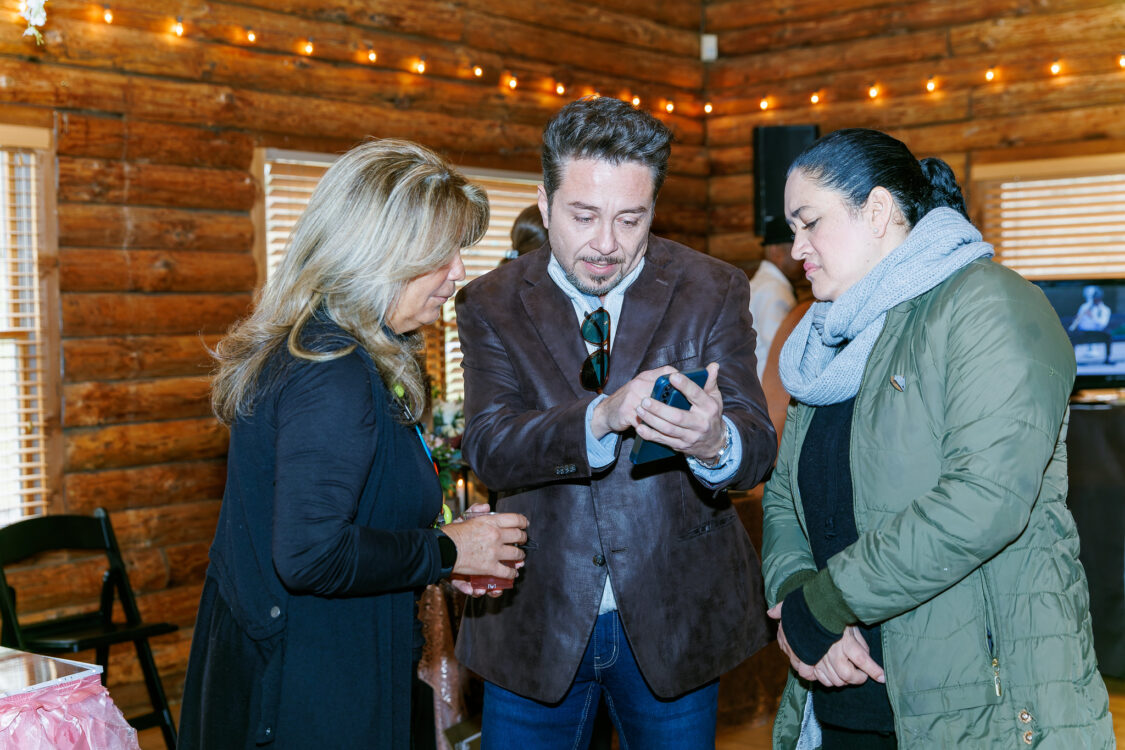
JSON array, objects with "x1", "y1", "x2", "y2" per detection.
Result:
[{"x1": 779, "y1": 207, "x2": 994, "y2": 406}]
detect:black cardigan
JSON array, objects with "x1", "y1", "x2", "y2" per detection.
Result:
[{"x1": 180, "y1": 323, "x2": 445, "y2": 748}]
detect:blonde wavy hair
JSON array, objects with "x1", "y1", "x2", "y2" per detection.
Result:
[{"x1": 211, "y1": 139, "x2": 490, "y2": 425}]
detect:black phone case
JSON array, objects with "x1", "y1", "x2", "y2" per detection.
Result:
[{"x1": 628, "y1": 368, "x2": 709, "y2": 465}]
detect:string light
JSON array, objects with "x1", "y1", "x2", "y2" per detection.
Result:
[
  {"x1": 926, "y1": 76, "x2": 936, "y2": 92},
  {"x1": 555, "y1": 82, "x2": 566, "y2": 95},
  {"x1": 172, "y1": 17, "x2": 184, "y2": 37},
  {"x1": 472, "y1": 65, "x2": 483, "y2": 77},
  {"x1": 1050, "y1": 59, "x2": 1061, "y2": 75},
  {"x1": 810, "y1": 91, "x2": 821, "y2": 104},
  {"x1": 759, "y1": 97, "x2": 769, "y2": 110},
  {"x1": 102, "y1": 5, "x2": 113, "y2": 23},
  {"x1": 246, "y1": 28, "x2": 256, "y2": 43},
  {"x1": 507, "y1": 75, "x2": 518, "y2": 90},
  {"x1": 414, "y1": 57, "x2": 426, "y2": 74},
  {"x1": 985, "y1": 67, "x2": 995, "y2": 81},
  {"x1": 664, "y1": 101, "x2": 674, "y2": 113},
  {"x1": 868, "y1": 83, "x2": 879, "y2": 99},
  {"x1": 366, "y1": 49, "x2": 376, "y2": 63},
  {"x1": 1119, "y1": 53, "x2": 1125, "y2": 68},
  {"x1": 631, "y1": 95, "x2": 641, "y2": 107},
  {"x1": 303, "y1": 38, "x2": 314, "y2": 55},
  {"x1": 703, "y1": 102, "x2": 713, "y2": 114}
]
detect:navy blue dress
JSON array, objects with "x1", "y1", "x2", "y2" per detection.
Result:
[{"x1": 179, "y1": 322, "x2": 446, "y2": 749}]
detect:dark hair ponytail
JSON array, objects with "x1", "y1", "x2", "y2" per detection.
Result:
[
  {"x1": 919, "y1": 157, "x2": 969, "y2": 220},
  {"x1": 788, "y1": 128, "x2": 969, "y2": 227}
]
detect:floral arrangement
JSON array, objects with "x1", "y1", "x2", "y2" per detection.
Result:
[
  {"x1": 19, "y1": 0, "x2": 48, "y2": 45},
  {"x1": 426, "y1": 391, "x2": 464, "y2": 497}
]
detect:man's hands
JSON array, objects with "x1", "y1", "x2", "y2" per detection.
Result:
[
  {"x1": 767, "y1": 601, "x2": 886, "y2": 687},
  {"x1": 590, "y1": 362, "x2": 726, "y2": 462}
]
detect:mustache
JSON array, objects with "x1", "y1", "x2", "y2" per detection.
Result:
[{"x1": 578, "y1": 255, "x2": 624, "y2": 267}]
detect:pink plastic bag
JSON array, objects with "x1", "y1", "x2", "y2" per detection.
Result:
[{"x1": 0, "y1": 674, "x2": 139, "y2": 750}]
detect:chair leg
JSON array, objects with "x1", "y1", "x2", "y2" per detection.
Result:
[
  {"x1": 96, "y1": 645, "x2": 110, "y2": 687},
  {"x1": 134, "y1": 638, "x2": 178, "y2": 749}
]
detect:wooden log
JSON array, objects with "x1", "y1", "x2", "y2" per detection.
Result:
[
  {"x1": 60, "y1": 249, "x2": 256, "y2": 293},
  {"x1": 569, "y1": 0, "x2": 702, "y2": 29},
  {"x1": 56, "y1": 113, "x2": 256, "y2": 170},
  {"x1": 57, "y1": 157, "x2": 257, "y2": 211},
  {"x1": 971, "y1": 71, "x2": 1125, "y2": 120},
  {"x1": 715, "y1": 0, "x2": 1025, "y2": 56},
  {"x1": 706, "y1": 0, "x2": 890, "y2": 30},
  {"x1": 164, "y1": 541, "x2": 212, "y2": 588},
  {"x1": 61, "y1": 293, "x2": 251, "y2": 337},
  {"x1": 65, "y1": 460, "x2": 228, "y2": 514},
  {"x1": 58, "y1": 204, "x2": 254, "y2": 253},
  {"x1": 64, "y1": 376, "x2": 212, "y2": 427},
  {"x1": 888, "y1": 102, "x2": 1125, "y2": 157},
  {"x1": 651, "y1": 203, "x2": 708, "y2": 235},
  {"x1": 136, "y1": 582, "x2": 207, "y2": 626},
  {"x1": 122, "y1": 547, "x2": 171, "y2": 593},
  {"x1": 710, "y1": 174, "x2": 754, "y2": 207},
  {"x1": 659, "y1": 174, "x2": 709, "y2": 207},
  {"x1": 62, "y1": 334, "x2": 220, "y2": 382},
  {"x1": 108, "y1": 501, "x2": 222, "y2": 550},
  {"x1": 951, "y1": 4, "x2": 1125, "y2": 55},
  {"x1": 708, "y1": 232, "x2": 763, "y2": 268},
  {"x1": 709, "y1": 29, "x2": 948, "y2": 89},
  {"x1": 710, "y1": 203, "x2": 756, "y2": 234},
  {"x1": 710, "y1": 146, "x2": 754, "y2": 177},
  {"x1": 64, "y1": 417, "x2": 229, "y2": 472}
]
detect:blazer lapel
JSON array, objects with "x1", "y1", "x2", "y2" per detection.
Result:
[
  {"x1": 519, "y1": 253, "x2": 590, "y2": 400},
  {"x1": 605, "y1": 238, "x2": 677, "y2": 393}
]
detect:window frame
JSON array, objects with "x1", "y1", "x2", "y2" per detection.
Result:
[{"x1": 0, "y1": 123, "x2": 61, "y2": 523}]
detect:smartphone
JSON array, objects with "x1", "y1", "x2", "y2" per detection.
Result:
[{"x1": 628, "y1": 368, "x2": 709, "y2": 465}]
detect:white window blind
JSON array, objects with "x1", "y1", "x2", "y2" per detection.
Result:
[
  {"x1": 0, "y1": 147, "x2": 48, "y2": 525},
  {"x1": 974, "y1": 155, "x2": 1125, "y2": 279},
  {"x1": 258, "y1": 149, "x2": 539, "y2": 401}
]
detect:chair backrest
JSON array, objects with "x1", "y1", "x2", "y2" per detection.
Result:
[{"x1": 0, "y1": 508, "x2": 141, "y2": 648}]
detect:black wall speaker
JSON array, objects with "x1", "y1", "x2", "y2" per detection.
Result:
[{"x1": 754, "y1": 125, "x2": 819, "y2": 241}]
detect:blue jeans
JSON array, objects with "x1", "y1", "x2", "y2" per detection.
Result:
[{"x1": 481, "y1": 611, "x2": 719, "y2": 750}]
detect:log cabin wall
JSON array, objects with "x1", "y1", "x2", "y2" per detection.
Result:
[
  {"x1": 704, "y1": 0, "x2": 1125, "y2": 269},
  {"x1": 0, "y1": 0, "x2": 706, "y2": 728}
]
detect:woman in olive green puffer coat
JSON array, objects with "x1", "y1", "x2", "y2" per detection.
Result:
[{"x1": 761, "y1": 129, "x2": 1114, "y2": 749}]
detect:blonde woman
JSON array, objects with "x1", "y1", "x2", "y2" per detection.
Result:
[{"x1": 179, "y1": 140, "x2": 528, "y2": 750}]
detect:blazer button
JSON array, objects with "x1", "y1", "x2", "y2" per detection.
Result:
[
  {"x1": 1023, "y1": 730, "x2": 1034, "y2": 744},
  {"x1": 1018, "y1": 709, "x2": 1032, "y2": 724},
  {"x1": 592, "y1": 554, "x2": 606, "y2": 566},
  {"x1": 269, "y1": 605, "x2": 281, "y2": 618}
]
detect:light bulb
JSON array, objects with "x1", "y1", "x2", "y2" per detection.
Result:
[
  {"x1": 368, "y1": 50, "x2": 377, "y2": 63},
  {"x1": 926, "y1": 77, "x2": 936, "y2": 92},
  {"x1": 555, "y1": 82, "x2": 566, "y2": 95},
  {"x1": 415, "y1": 58, "x2": 426, "y2": 74},
  {"x1": 507, "y1": 76, "x2": 517, "y2": 89},
  {"x1": 759, "y1": 97, "x2": 769, "y2": 110},
  {"x1": 1050, "y1": 60, "x2": 1061, "y2": 75},
  {"x1": 664, "y1": 101, "x2": 674, "y2": 113},
  {"x1": 631, "y1": 96, "x2": 641, "y2": 107},
  {"x1": 173, "y1": 17, "x2": 183, "y2": 37},
  {"x1": 103, "y1": 6, "x2": 113, "y2": 23},
  {"x1": 1119, "y1": 54, "x2": 1125, "y2": 68},
  {"x1": 868, "y1": 84, "x2": 879, "y2": 98},
  {"x1": 985, "y1": 67, "x2": 995, "y2": 81},
  {"x1": 246, "y1": 29, "x2": 256, "y2": 43},
  {"x1": 303, "y1": 40, "x2": 314, "y2": 55},
  {"x1": 472, "y1": 65, "x2": 482, "y2": 77},
  {"x1": 810, "y1": 92, "x2": 820, "y2": 104},
  {"x1": 703, "y1": 102, "x2": 713, "y2": 114}
]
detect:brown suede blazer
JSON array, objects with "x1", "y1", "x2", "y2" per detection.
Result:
[{"x1": 453, "y1": 235, "x2": 776, "y2": 702}]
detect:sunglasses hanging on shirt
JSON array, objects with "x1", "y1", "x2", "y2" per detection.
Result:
[{"x1": 580, "y1": 307, "x2": 611, "y2": 393}]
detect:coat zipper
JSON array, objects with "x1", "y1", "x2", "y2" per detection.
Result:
[{"x1": 981, "y1": 569, "x2": 1002, "y2": 697}]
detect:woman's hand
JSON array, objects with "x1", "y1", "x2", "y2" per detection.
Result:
[
  {"x1": 768, "y1": 602, "x2": 884, "y2": 687},
  {"x1": 441, "y1": 504, "x2": 528, "y2": 598}
]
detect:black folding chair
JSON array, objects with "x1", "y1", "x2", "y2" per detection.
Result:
[{"x1": 0, "y1": 507, "x2": 178, "y2": 748}]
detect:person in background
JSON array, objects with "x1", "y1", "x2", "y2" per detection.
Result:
[
  {"x1": 454, "y1": 96, "x2": 777, "y2": 749},
  {"x1": 500, "y1": 203, "x2": 548, "y2": 264},
  {"x1": 1068, "y1": 284, "x2": 1114, "y2": 364},
  {"x1": 178, "y1": 139, "x2": 528, "y2": 750},
  {"x1": 749, "y1": 217, "x2": 809, "y2": 380},
  {"x1": 763, "y1": 128, "x2": 1113, "y2": 748}
]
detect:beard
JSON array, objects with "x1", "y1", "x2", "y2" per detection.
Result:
[{"x1": 565, "y1": 255, "x2": 625, "y2": 297}]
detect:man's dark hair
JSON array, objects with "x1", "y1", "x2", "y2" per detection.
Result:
[
  {"x1": 788, "y1": 128, "x2": 969, "y2": 228},
  {"x1": 541, "y1": 96, "x2": 673, "y2": 208}
]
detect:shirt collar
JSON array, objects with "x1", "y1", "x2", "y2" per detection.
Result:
[{"x1": 546, "y1": 253, "x2": 646, "y2": 316}]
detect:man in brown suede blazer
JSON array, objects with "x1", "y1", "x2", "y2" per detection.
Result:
[{"x1": 454, "y1": 96, "x2": 776, "y2": 749}]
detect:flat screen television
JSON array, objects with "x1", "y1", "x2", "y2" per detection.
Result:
[{"x1": 1032, "y1": 279, "x2": 1125, "y2": 392}]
